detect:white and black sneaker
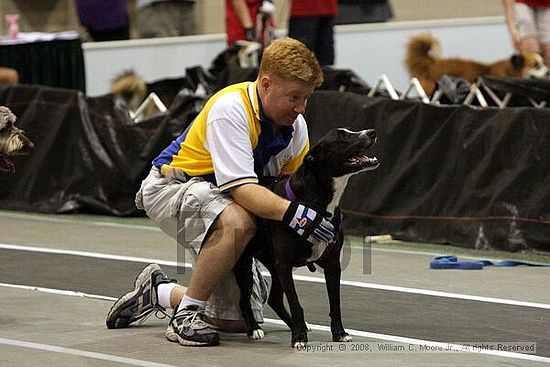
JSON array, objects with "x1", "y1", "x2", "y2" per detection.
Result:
[
  {"x1": 106, "y1": 263, "x2": 176, "y2": 329},
  {"x1": 166, "y1": 305, "x2": 220, "y2": 346}
]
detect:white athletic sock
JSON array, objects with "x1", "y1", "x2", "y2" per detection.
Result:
[
  {"x1": 157, "y1": 282, "x2": 178, "y2": 309},
  {"x1": 179, "y1": 294, "x2": 207, "y2": 310}
]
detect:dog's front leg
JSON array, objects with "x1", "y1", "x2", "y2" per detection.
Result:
[
  {"x1": 317, "y1": 246, "x2": 352, "y2": 343},
  {"x1": 276, "y1": 263, "x2": 308, "y2": 348}
]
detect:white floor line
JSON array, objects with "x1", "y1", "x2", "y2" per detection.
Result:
[
  {"x1": 4, "y1": 210, "x2": 550, "y2": 264},
  {"x1": 0, "y1": 211, "x2": 158, "y2": 231},
  {"x1": 0, "y1": 282, "x2": 117, "y2": 301},
  {"x1": 1, "y1": 242, "x2": 550, "y2": 310},
  {"x1": 0, "y1": 283, "x2": 548, "y2": 364},
  {"x1": 290, "y1": 274, "x2": 550, "y2": 310},
  {"x1": 0, "y1": 242, "x2": 192, "y2": 269},
  {"x1": 0, "y1": 337, "x2": 179, "y2": 367}
]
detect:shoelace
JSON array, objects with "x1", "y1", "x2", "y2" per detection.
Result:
[{"x1": 174, "y1": 308, "x2": 211, "y2": 330}]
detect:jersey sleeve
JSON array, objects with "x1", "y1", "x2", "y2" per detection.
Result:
[{"x1": 205, "y1": 94, "x2": 258, "y2": 192}]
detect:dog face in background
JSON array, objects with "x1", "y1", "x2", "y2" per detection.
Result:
[
  {"x1": 516, "y1": 53, "x2": 550, "y2": 79},
  {"x1": 0, "y1": 106, "x2": 33, "y2": 173},
  {"x1": 110, "y1": 69, "x2": 148, "y2": 112}
]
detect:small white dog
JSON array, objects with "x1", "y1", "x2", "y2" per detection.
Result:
[{"x1": 0, "y1": 106, "x2": 33, "y2": 172}]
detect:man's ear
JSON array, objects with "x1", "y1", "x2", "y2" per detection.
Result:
[{"x1": 259, "y1": 75, "x2": 271, "y2": 93}]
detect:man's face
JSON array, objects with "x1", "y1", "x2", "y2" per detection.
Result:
[{"x1": 259, "y1": 76, "x2": 315, "y2": 127}]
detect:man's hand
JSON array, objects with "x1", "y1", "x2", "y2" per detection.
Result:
[
  {"x1": 245, "y1": 27, "x2": 257, "y2": 42},
  {"x1": 282, "y1": 202, "x2": 336, "y2": 262}
]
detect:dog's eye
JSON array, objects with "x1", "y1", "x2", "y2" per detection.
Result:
[{"x1": 336, "y1": 129, "x2": 350, "y2": 138}]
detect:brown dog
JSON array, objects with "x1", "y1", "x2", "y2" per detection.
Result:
[
  {"x1": 110, "y1": 69, "x2": 186, "y2": 119},
  {"x1": 0, "y1": 106, "x2": 33, "y2": 173},
  {"x1": 110, "y1": 70, "x2": 148, "y2": 112},
  {"x1": 405, "y1": 33, "x2": 550, "y2": 94}
]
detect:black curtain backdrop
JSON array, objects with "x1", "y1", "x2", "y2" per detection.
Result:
[
  {"x1": 0, "y1": 38, "x2": 85, "y2": 92},
  {"x1": 305, "y1": 91, "x2": 550, "y2": 253}
]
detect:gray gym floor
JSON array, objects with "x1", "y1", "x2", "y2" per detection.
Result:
[{"x1": 1, "y1": 210, "x2": 549, "y2": 367}]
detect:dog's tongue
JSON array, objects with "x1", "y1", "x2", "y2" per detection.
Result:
[{"x1": 0, "y1": 154, "x2": 15, "y2": 173}]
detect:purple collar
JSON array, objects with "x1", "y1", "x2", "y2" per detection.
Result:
[{"x1": 285, "y1": 178, "x2": 297, "y2": 202}]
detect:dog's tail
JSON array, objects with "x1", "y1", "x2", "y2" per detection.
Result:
[
  {"x1": 404, "y1": 33, "x2": 442, "y2": 79},
  {"x1": 110, "y1": 69, "x2": 147, "y2": 111}
]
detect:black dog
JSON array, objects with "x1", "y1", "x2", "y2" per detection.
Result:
[
  {"x1": 0, "y1": 106, "x2": 33, "y2": 173},
  {"x1": 233, "y1": 128, "x2": 379, "y2": 348}
]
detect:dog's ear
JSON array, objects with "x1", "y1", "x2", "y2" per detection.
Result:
[
  {"x1": 510, "y1": 54, "x2": 525, "y2": 70},
  {"x1": 0, "y1": 106, "x2": 16, "y2": 130},
  {"x1": 303, "y1": 145, "x2": 320, "y2": 171}
]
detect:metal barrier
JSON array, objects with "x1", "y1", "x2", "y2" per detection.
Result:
[{"x1": 367, "y1": 73, "x2": 550, "y2": 108}]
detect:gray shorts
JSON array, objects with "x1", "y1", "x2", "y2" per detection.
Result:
[
  {"x1": 137, "y1": 1, "x2": 197, "y2": 38},
  {"x1": 514, "y1": 2, "x2": 550, "y2": 44},
  {"x1": 135, "y1": 167, "x2": 269, "y2": 322}
]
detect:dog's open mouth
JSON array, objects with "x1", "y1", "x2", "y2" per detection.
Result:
[
  {"x1": 345, "y1": 154, "x2": 379, "y2": 171},
  {"x1": 0, "y1": 153, "x2": 15, "y2": 173}
]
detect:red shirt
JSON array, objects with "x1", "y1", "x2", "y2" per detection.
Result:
[
  {"x1": 516, "y1": 0, "x2": 550, "y2": 8},
  {"x1": 290, "y1": 0, "x2": 338, "y2": 17},
  {"x1": 226, "y1": 0, "x2": 274, "y2": 45}
]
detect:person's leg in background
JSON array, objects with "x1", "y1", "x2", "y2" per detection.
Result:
[
  {"x1": 514, "y1": 2, "x2": 541, "y2": 54},
  {"x1": 288, "y1": 17, "x2": 320, "y2": 61},
  {"x1": 137, "y1": 2, "x2": 197, "y2": 38},
  {"x1": 315, "y1": 16, "x2": 335, "y2": 66},
  {"x1": 535, "y1": 6, "x2": 550, "y2": 66}
]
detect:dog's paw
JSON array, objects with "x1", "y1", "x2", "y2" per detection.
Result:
[
  {"x1": 333, "y1": 333, "x2": 352, "y2": 342},
  {"x1": 248, "y1": 329, "x2": 265, "y2": 341}
]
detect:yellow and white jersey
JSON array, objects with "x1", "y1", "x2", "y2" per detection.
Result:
[{"x1": 152, "y1": 81, "x2": 309, "y2": 192}]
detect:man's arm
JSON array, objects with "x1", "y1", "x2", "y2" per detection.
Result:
[
  {"x1": 502, "y1": 0, "x2": 520, "y2": 51},
  {"x1": 231, "y1": 183, "x2": 290, "y2": 220},
  {"x1": 231, "y1": 183, "x2": 337, "y2": 262},
  {"x1": 231, "y1": 0, "x2": 255, "y2": 36}
]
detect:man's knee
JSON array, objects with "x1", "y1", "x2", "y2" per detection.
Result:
[
  {"x1": 221, "y1": 203, "x2": 257, "y2": 240},
  {"x1": 542, "y1": 43, "x2": 550, "y2": 65}
]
